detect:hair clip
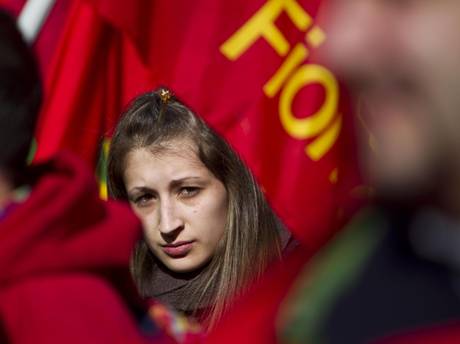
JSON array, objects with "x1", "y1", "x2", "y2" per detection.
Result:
[{"x1": 159, "y1": 88, "x2": 173, "y2": 104}]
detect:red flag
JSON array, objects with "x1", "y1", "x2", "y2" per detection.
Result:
[{"x1": 34, "y1": 0, "x2": 362, "y2": 249}]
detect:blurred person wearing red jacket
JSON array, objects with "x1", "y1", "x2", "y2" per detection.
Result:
[
  {"x1": 208, "y1": 1, "x2": 460, "y2": 343},
  {"x1": 0, "y1": 9, "x2": 178, "y2": 344}
]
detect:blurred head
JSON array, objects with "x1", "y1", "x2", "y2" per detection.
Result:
[
  {"x1": 323, "y1": 0, "x2": 460, "y2": 206},
  {"x1": 108, "y1": 88, "x2": 282, "y2": 326},
  {"x1": 0, "y1": 10, "x2": 41, "y2": 185}
]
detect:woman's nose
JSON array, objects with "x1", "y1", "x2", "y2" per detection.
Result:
[{"x1": 158, "y1": 199, "x2": 184, "y2": 236}]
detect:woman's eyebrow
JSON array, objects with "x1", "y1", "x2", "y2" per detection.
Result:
[
  {"x1": 127, "y1": 177, "x2": 205, "y2": 194},
  {"x1": 169, "y1": 176, "x2": 202, "y2": 188},
  {"x1": 127, "y1": 186, "x2": 155, "y2": 195}
]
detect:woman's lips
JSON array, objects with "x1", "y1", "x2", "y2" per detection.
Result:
[{"x1": 161, "y1": 241, "x2": 194, "y2": 257}]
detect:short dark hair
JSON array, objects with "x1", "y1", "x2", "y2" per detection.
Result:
[{"x1": 0, "y1": 10, "x2": 42, "y2": 183}]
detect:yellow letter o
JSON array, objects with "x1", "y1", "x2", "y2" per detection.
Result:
[{"x1": 279, "y1": 64, "x2": 338, "y2": 140}]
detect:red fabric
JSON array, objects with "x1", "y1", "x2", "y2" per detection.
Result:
[
  {"x1": 377, "y1": 323, "x2": 460, "y2": 344},
  {"x1": 32, "y1": 0, "x2": 362, "y2": 249},
  {"x1": 0, "y1": 152, "x2": 165, "y2": 343},
  {"x1": 34, "y1": 0, "x2": 153, "y2": 166},
  {"x1": 0, "y1": 0, "x2": 24, "y2": 17},
  {"x1": 33, "y1": 0, "x2": 74, "y2": 77}
]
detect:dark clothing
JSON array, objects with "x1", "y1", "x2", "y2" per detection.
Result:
[
  {"x1": 150, "y1": 259, "x2": 205, "y2": 316},
  {"x1": 317, "y1": 208, "x2": 460, "y2": 343},
  {"x1": 150, "y1": 228, "x2": 298, "y2": 319},
  {"x1": 209, "y1": 207, "x2": 460, "y2": 343}
]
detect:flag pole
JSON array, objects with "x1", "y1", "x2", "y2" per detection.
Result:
[{"x1": 17, "y1": 0, "x2": 56, "y2": 43}]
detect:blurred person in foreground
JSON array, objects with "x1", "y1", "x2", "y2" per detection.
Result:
[
  {"x1": 208, "y1": 1, "x2": 460, "y2": 343},
  {"x1": 0, "y1": 9, "x2": 184, "y2": 343}
]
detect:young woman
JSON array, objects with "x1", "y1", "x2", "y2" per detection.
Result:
[{"x1": 108, "y1": 88, "x2": 295, "y2": 328}]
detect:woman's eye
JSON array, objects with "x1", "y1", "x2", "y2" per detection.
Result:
[
  {"x1": 132, "y1": 194, "x2": 154, "y2": 207},
  {"x1": 179, "y1": 187, "x2": 200, "y2": 198}
]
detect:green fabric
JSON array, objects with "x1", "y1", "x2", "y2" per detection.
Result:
[
  {"x1": 26, "y1": 138, "x2": 37, "y2": 165},
  {"x1": 278, "y1": 209, "x2": 386, "y2": 343}
]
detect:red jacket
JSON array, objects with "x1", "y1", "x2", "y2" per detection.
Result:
[{"x1": 0, "y1": 152, "x2": 166, "y2": 343}]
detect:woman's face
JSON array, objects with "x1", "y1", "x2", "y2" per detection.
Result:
[{"x1": 123, "y1": 139, "x2": 228, "y2": 273}]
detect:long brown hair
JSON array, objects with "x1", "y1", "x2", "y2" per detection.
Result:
[{"x1": 108, "y1": 88, "x2": 283, "y2": 328}]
